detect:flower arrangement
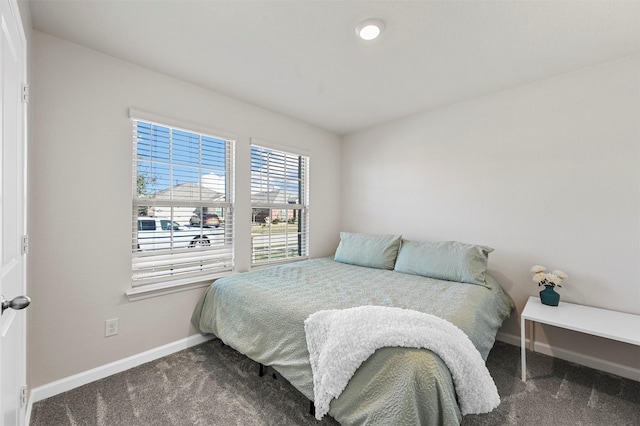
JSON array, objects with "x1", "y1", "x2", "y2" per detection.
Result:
[{"x1": 530, "y1": 265, "x2": 568, "y2": 288}]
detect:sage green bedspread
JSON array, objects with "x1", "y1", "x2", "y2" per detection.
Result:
[{"x1": 191, "y1": 258, "x2": 513, "y2": 425}]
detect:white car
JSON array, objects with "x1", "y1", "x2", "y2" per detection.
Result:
[{"x1": 137, "y1": 217, "x2": 212, "y2": 251}]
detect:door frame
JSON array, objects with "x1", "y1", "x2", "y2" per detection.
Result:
[{"x1": 1, "y1": 0, "x2": 29, "y2": 424}]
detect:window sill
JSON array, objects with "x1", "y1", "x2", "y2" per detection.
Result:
[
  {"x1": 127, "y1": 257, "x2": 310, "y2": 301},
  {"x1": 126, "y1": 271, "x2": 237, "y2": 302}
]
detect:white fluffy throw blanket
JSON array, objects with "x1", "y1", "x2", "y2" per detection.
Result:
[{"x1": 304, "y1": 306, "x2": 500, "y2": 420}]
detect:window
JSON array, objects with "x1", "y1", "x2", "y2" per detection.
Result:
[
  {"x1": 131, "y1": 114, "x2": 234, "y2": 290},
  {"x1": 251, "y1": 143, "x2": 309, "y2": 264}
]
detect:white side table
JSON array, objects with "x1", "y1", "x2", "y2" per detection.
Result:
[{"x1": 520, "y1": 296, "x2": 640, "y2": 381}]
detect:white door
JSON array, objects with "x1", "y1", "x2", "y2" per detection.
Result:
[{"x1": 0, "y1": 0, "x2": 28, "y2": 425}]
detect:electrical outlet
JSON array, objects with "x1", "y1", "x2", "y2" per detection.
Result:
[{"x1": 105, "y1": 318, "x2": 119, "y2": 337}]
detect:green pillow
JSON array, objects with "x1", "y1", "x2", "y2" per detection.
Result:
[
  {"x1": 394, "y1": 240, "x2": 493, "y2": 286},
  {"x1": 334, "y1": 232, "x2": 402, "y2": 270}
]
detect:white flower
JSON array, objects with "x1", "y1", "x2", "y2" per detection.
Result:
[
  {"x1": 546, "y1": 273, "x2": 560, "y2": 285},
  {"x1": 530, "y1": 265, "x2": 547, "y2": 274},
  {"x1": 553, "y1": 270, "x2": 568, "y2": 280},
  {"x1": 530, "y1": 265, "x2": 567, "y2": 288},
  {"x1": 532, "y1": 272, "x2": 546, "y2": 284}
]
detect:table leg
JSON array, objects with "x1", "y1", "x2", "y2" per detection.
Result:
[
  {"x1": 529, "y1": 319, "x2": 535, "y2": 351},
  {"x1": 521, "y1": 316, "x2": 527, "y2": 382}
]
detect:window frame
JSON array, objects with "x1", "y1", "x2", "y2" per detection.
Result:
[
  {"x1": 128, "y1": 109, "x2": 236, "y2": 299},
  {"x1": 250, "y1": 140, "x2": 310, "y2": 266}
]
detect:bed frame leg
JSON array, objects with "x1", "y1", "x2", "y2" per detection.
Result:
[
  {"x1": 259, "y1": 363, "x2": 265, "y2": 377},
  {"x1": 309, "y1": 401, "x2": 315, "y2": 416}
]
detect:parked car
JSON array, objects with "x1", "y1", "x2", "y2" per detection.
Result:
[
  {"x1": 189, "y1": 213, "x2": 220, "y2": 228},
  {"x1": 136, "y1": 217, "x2": 211, "y2": 251}
]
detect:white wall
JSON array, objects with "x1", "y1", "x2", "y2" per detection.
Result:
[
  {"x1": 28, "y1": 31, "x2": 341, "y2": 388},
  {"x1": 341, "y1": 55, "x2": 640, "y2": 372}
]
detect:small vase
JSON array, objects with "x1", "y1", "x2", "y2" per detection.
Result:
[{"x1": 539, "y1": 285, "x2": 560, "y2": 306}]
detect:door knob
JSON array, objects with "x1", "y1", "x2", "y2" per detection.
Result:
[{"x1": 1, "y1": 295, "x2": 31, "y2": 315}]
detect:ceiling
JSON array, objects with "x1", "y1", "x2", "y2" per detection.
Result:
[{"x1": 28, "y1": 0, "x2": 640, "y2": 135}]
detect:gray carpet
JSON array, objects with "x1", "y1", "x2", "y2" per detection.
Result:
[{"x1": 30, "y1": 340, "x2": 639, "y2": 425}]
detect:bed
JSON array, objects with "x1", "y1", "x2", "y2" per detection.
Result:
[{"x1": 191, "y1": 233, "x2": 513, "y2": 425}]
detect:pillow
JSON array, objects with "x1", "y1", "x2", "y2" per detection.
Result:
[
  {"x1": 334, "y1": 232, "x2": 402, "y2": 270},
  {"x1": 394, "y1": 240, "x2": 493, "y2": 286}
]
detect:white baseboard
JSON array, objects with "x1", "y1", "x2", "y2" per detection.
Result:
[
  {"x1": 496, "y1": 331, "x2": 640, "y2": 381},
  {"x1": 26, "y1": 334, "x2": 214, "y2": 423}
]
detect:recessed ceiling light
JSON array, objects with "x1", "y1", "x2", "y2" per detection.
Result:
[{"x1": 355, "y1": 19, "x2": 384, "y2": 41}]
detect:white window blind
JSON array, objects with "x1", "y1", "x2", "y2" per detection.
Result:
[
  {"x1": 132, "y1": 117, "x2": 234, "y2": 287},
  {"x1": 251, "y1": 144, "x2": 309, "y2": 264}
]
